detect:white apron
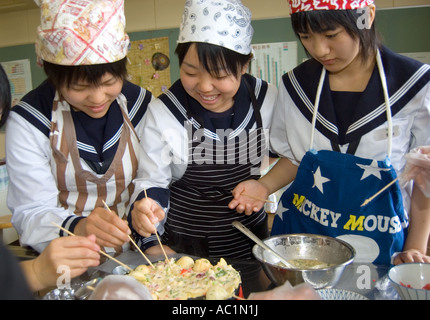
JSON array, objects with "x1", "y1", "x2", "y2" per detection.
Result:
[{"x1": 49, "y1": 93, "x2": 140, "y2": 220}]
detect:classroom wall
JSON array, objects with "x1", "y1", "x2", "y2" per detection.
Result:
[
  {"x1": 0, "y1": 0, "x2": 429, "y2": 49},
  {"x1": 0, "y1": 0, "x2": 430, "y2": 159}
]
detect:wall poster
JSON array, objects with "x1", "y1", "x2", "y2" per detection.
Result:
[
  {"x1": 127, "y1": 37, "x2": 171, "y2": 98},
  {"x1": 249, "y1": 41, "x2": 298, "y2": 88},
  {"x1": 1, "y1": 59, "x2": 33, "y2": 106}
]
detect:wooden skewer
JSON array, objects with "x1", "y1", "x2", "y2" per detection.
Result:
[
  {"x1": 101, "y1": 200, "x2": 155, "y2": 269},
  {"x1": 51, "y1": 222, "x2": 133, "y2": 272},
  {"x1": 128, "y1": 235, "x2": 155, "y2": 269},
  {"x1": 361, "y1": 151, "x2": 430, "y2": 207},
  {"x1": 362, "y1": 151, "x2": 430, "y2": 207},
  {"x1": 235, "y1": 192, "x2": 275, "y2": 204},
  {"x1": 361, "y1": 176, "x2": 400, "y2": 207},
  {"x1": 155, "y1": 231, "x2": 169, "y2": 263},
  {"x1": 143, "y1": 189, "x2": 170, "y2": 263},
  {"x1": 233, "y1": 295, "x2": 246, "y2": 300},
  {"x1": 101, "y1": 200, "x2": 111, "y2": 212},
  {"x1": 155, "y1": 232, "x2": 169, "y2": 262}
]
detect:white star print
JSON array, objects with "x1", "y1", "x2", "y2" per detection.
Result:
[
  {"x1": 312, "y1": 166, "x2": 330, "y2": 194},
  {"x1": 276, "y1": 201, "x2": 288, "y2": 221},
  {"x1": 356, "y1": 160, "x2": 390, "y2": 181}
]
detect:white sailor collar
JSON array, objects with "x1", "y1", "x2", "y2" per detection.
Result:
[{"x1": 283, "y1": 46, "x2": 430, "y2": 145}]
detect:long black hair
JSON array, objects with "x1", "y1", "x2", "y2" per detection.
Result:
[
  {"x1": 0, "y1": 65, "x2": 11, "y2": 129},
  {"x1": 291, "y1": 9, "x2": 382, "y2": 62}
]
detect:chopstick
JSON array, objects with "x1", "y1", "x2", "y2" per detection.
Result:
[
  {"x1": 51, "y1": 222, "x2": 133, "y2": 272},
  {"x1": 155, "y1": 229, "x2": 169, "y2": 263},
  {"x1": 360, "y1": 177, "x2": 400, "y2": 207},
  {"x1": 143, "y1": 189, "x2": 170, "y2": 263},
  {"x1": 128, "y1": 235, "x2": 155, "y2": 268},
  {"x1": 233, "y1": 191, "x2": 275, "y2": 204},
  {"x1": 102, "y1": 200, "x2": 155, "y2": 269}
]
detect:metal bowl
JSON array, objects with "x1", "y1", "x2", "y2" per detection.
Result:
[
  {"x1": 252, "y1": 234, "x2": 355, "y2": 289},
  {"x1": 112, "y1": 265, "x2": 136, "y2": 275}
]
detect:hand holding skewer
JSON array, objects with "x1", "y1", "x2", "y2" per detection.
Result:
[
  {"x1": 127, "y1": 190, "x2": 171, "y2": 261},
  {"x1": 130, "y1": 190, "x2": 165, "y2": 237},
  {"x1": 72, "y1": 201, "x2": 131, "y2": 251},
  {"x1": 102, "y1": 200, "x2": 155, "y2": 268},
  {"x1": 51, "y1": 222, "x2": 133, "y2": 272},
  {"x1": 142, "y1": 190, "x2": 170, "y2": 263}
]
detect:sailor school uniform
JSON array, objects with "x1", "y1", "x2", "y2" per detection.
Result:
[
  {"x1": 6, "y1": 80, "x2": 152, "y2": 252},
  {"x1": 131, "y1": 74, "x2": 277, "y2": 259},
  {"x1": 270, "y1": 47, "x2": 430, "y2": 264}
]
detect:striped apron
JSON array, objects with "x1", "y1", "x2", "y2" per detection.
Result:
[
  {"x1": 49, "y1": 93, "x2": 139, "y2": 220},
  {"x1": 162, "y1": 80, "x2": 269, "y2": 260}
]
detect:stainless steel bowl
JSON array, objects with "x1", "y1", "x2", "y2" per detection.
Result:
[
  {"x1": 112, "y1": 265, "x2": 136, "y2": 275},
  {"x1": 252, "y1": 234, "x2": 355, "y2": 289}
]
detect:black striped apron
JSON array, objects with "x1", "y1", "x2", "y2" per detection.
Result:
[{"x1": 162, "y1": 81, "x2": 269, "y2": 260}]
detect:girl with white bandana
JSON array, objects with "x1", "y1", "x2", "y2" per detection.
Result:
[
  {"x1": 6, "y1": 0, "x2": 156, "y2": 253},
  {"x1": 230, "y1": 0, "x2": 430, "y2": 265},
  {"x1": 130, "y1": 0, "x2": 278, "y2": 259}
]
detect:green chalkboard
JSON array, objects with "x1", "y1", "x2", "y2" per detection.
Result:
[{"x1": 0, "y1": 6, "x2": 429, "y2": 90}]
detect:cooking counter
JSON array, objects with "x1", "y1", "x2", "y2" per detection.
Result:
[{"x1": 94, "y1": 250, "x2": 400, "y2": 300}]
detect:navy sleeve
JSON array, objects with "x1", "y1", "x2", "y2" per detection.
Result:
[{"x1": 127, "y1": 187, "x2": 170, "y2": 251}]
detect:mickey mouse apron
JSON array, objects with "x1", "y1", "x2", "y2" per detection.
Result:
[{"x1": 271, "y1": 51, "x2": 408, "y2": 264}]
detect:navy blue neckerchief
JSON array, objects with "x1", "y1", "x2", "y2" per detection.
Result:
[
  {"x1": 159, "y1": 73, "x2": 267, "y2": 139},
  {"x1": 12, "y1": 80, "x2": 151, "y2": 170}
]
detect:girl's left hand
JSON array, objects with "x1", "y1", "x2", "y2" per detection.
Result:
[
  {"x1": 393, "y1": 249, "x2": 430, "y2": 265},
  {"x1": 131, "y1": 197, "x2": 165, "y2": 237},
  {"x1": 229, "y1": 179, "x2": 270, "y2": 215}
]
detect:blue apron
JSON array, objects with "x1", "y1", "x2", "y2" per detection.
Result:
[{"x1": 271, "y1": 51, "x2": 408, "y2": 265}]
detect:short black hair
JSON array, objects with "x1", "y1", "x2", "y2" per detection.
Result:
[
  {"x1": 43, "y1": 57, "x2": 128, "y2": 89},
  {"x1": 175, "y1": 42, "x2": 253, "y2": 78},
  {"x1": 0, "y1": 64, "x2": 11, "y2": 129},
  {"x1": 291, "y1": 9, "x2": 381, "y2": 62}
]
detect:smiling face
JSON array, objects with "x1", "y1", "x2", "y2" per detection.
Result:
[
  {"x1": 179, "y1": 43, "x2": 247, "y2": 113},
  {"x1": 59, "y1": 73, "x2": 123, "y2": 118}
]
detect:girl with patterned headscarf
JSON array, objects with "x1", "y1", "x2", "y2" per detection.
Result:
[{"x1": 6, "y1": 0, "x2": 156, "y2": 253}]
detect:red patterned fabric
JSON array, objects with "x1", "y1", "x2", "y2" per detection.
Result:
[{"x1": 288, "y1": 0, "x2": 374, "y2": 14}]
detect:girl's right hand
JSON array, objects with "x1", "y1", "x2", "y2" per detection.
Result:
[{"x1": 75, "y1": 207, "x2": 131, "y2": 251}]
